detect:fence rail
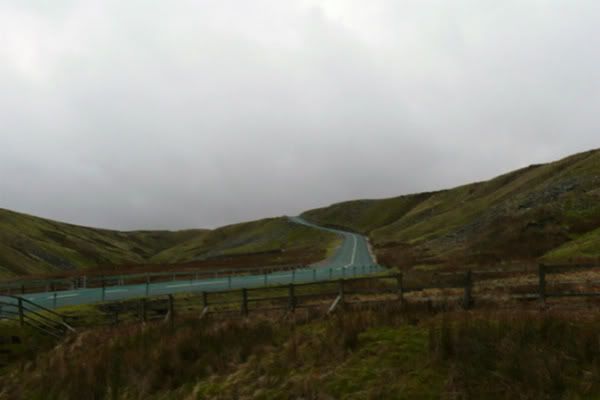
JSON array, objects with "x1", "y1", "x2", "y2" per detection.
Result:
[
  {"x1": 4, "y1": 262, "x2": 600, "y2": 332},
  {"x1": 0, "y1": 296, "x2": 75, "y2": 338},
  {"x1": 85, "y1": 263, "x2": 600, "y2": 326}
]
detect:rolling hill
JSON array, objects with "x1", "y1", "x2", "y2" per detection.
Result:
[
  {"x1": 0, "y1": 210, "x2": 339, "y2": 279},
  {"x1": 149, "y1": 217, "x2": 340, "y2": 265},
  {"x1": 303, "y1": 148, "x2": 600, "y2": 269},
  {"x1": 2, "y1": 148, "x2": 600, "y2": 279},
  {"x1": 0, "y1": 208, "x2": 208, "y2": 278}
]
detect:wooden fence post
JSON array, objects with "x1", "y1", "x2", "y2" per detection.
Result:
[
  {"x1": 241, "y1": 288, "x2": 248, "y2": 317},
  {"x1": 200, "y1": 291, "x2": 209, "y2": 319},
  {"x1": 18, "y1": 298, "x2": 24, "y2": 327},
  {"x1": 338, "y1": 279, "x2": 345, "y2": 304},
  {"x1": 202, "y1": 291, "x2": 208, "y2": 309},
  {"x1": 140, "y1": 299, "x2": 147, "y2": 323},
  {"x1": 288, "y1": 283, "x2": 296, "y2": 312},
  {"x1": 167, "y1": 294, "x2": 175, "y2": 328},
  {"x1": 539, "y1": 264, "x2": 546, "y2": 305},
  {"x1": 427, "y1": 298, "x2": 433, "y2": 313},
  {"x1": 463, "y1": 270, "x2": 472, "y2": 310},
  {"x1": 396, "y1": 273, "x2": 404, "y2": 305}
]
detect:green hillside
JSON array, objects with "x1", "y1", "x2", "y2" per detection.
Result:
[
  {"x1": 3, "y1": 148, "x2": 600, "y2": 278},
  {"x1": 0, "y1": 208, "x2": 209, "y2": 278},
  {"x1": 301, "y1": 193, "x2": 433, "y2": 234},
  {"x1": 150, "y1": 217, "x2": 340, "y2": 264},
  {"x1": 303, "y1": 149, "x2": 600, "y2": 269},
  {"x1": 0, "y1": 210, "x2": 338, "y2": 279}
]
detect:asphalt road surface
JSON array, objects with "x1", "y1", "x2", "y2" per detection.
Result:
[{"x1": 0, "y1": 217, "x2": 382, "y2": 310}]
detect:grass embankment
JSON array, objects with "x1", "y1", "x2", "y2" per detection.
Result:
[
  {"x1": 0, "y1": 212, "x2": 339, "y2": 280},
  {"x1": 3, "y1": 307, "x2": 600, "y2": 399},
  {"x1": 303, "y1": 148, "x2": 600, "y2": 269}
]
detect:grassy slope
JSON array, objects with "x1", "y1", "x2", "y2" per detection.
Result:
[
  {"x1": 542, "y1": 226, "x2": 600, "y2": 262},
  {"x1": 303, "y1": 149, "x2": 600, "y2": 268},
  {"x1": 4, "y1": 309, "x2": 600, "y2": 399},
  {"x1": 301, "y1": 193, "x2": 433, "y2": 234},
  {"x1": 0, "y1": 210, "x2": 339, "y2": 279},
  {"x1": 0, "y1": 208, "x2": 209, "y2": 278},
  {"x1": 149, "y1": 217, "x2": 340, "y2": 264}
]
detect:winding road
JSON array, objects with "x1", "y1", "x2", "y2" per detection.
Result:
[{"x1": 0, "y1": 217, "x2": 381, "y2": 310}]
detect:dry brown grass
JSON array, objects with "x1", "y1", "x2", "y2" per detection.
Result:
[{"x1": 5, "y1": 305, "x2": 600, "y2": 399}]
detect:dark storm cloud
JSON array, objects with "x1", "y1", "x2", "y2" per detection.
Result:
[{"x1": 1, "y1": 1, "x2": 599, "y2": 229}]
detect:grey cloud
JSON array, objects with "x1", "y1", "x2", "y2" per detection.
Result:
[{"x1": 1, "y1": 1, "x2": 599, "y2": 229}]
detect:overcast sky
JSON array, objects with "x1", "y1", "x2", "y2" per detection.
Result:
[{"x1": 1, "y1": 1, "x2": 599, "y2": 230}]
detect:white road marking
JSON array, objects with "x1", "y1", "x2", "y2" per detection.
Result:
[
  {"x1": 48, "y1": 293, "x2": 79, "y2": 299},
  {"x1": 338, "y1": 234, "x2": 358, "y2": 270},
  {"x1": 166, "y1": 280, "x2": 226, "y2": 288}
]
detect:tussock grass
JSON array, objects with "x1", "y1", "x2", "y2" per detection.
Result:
[
  {"x1": 429, "y1": 311, "x2": 600, "y2": 398},
  {"x1": 4, "y1": 305, "x2": 600, "y2": 399}
]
